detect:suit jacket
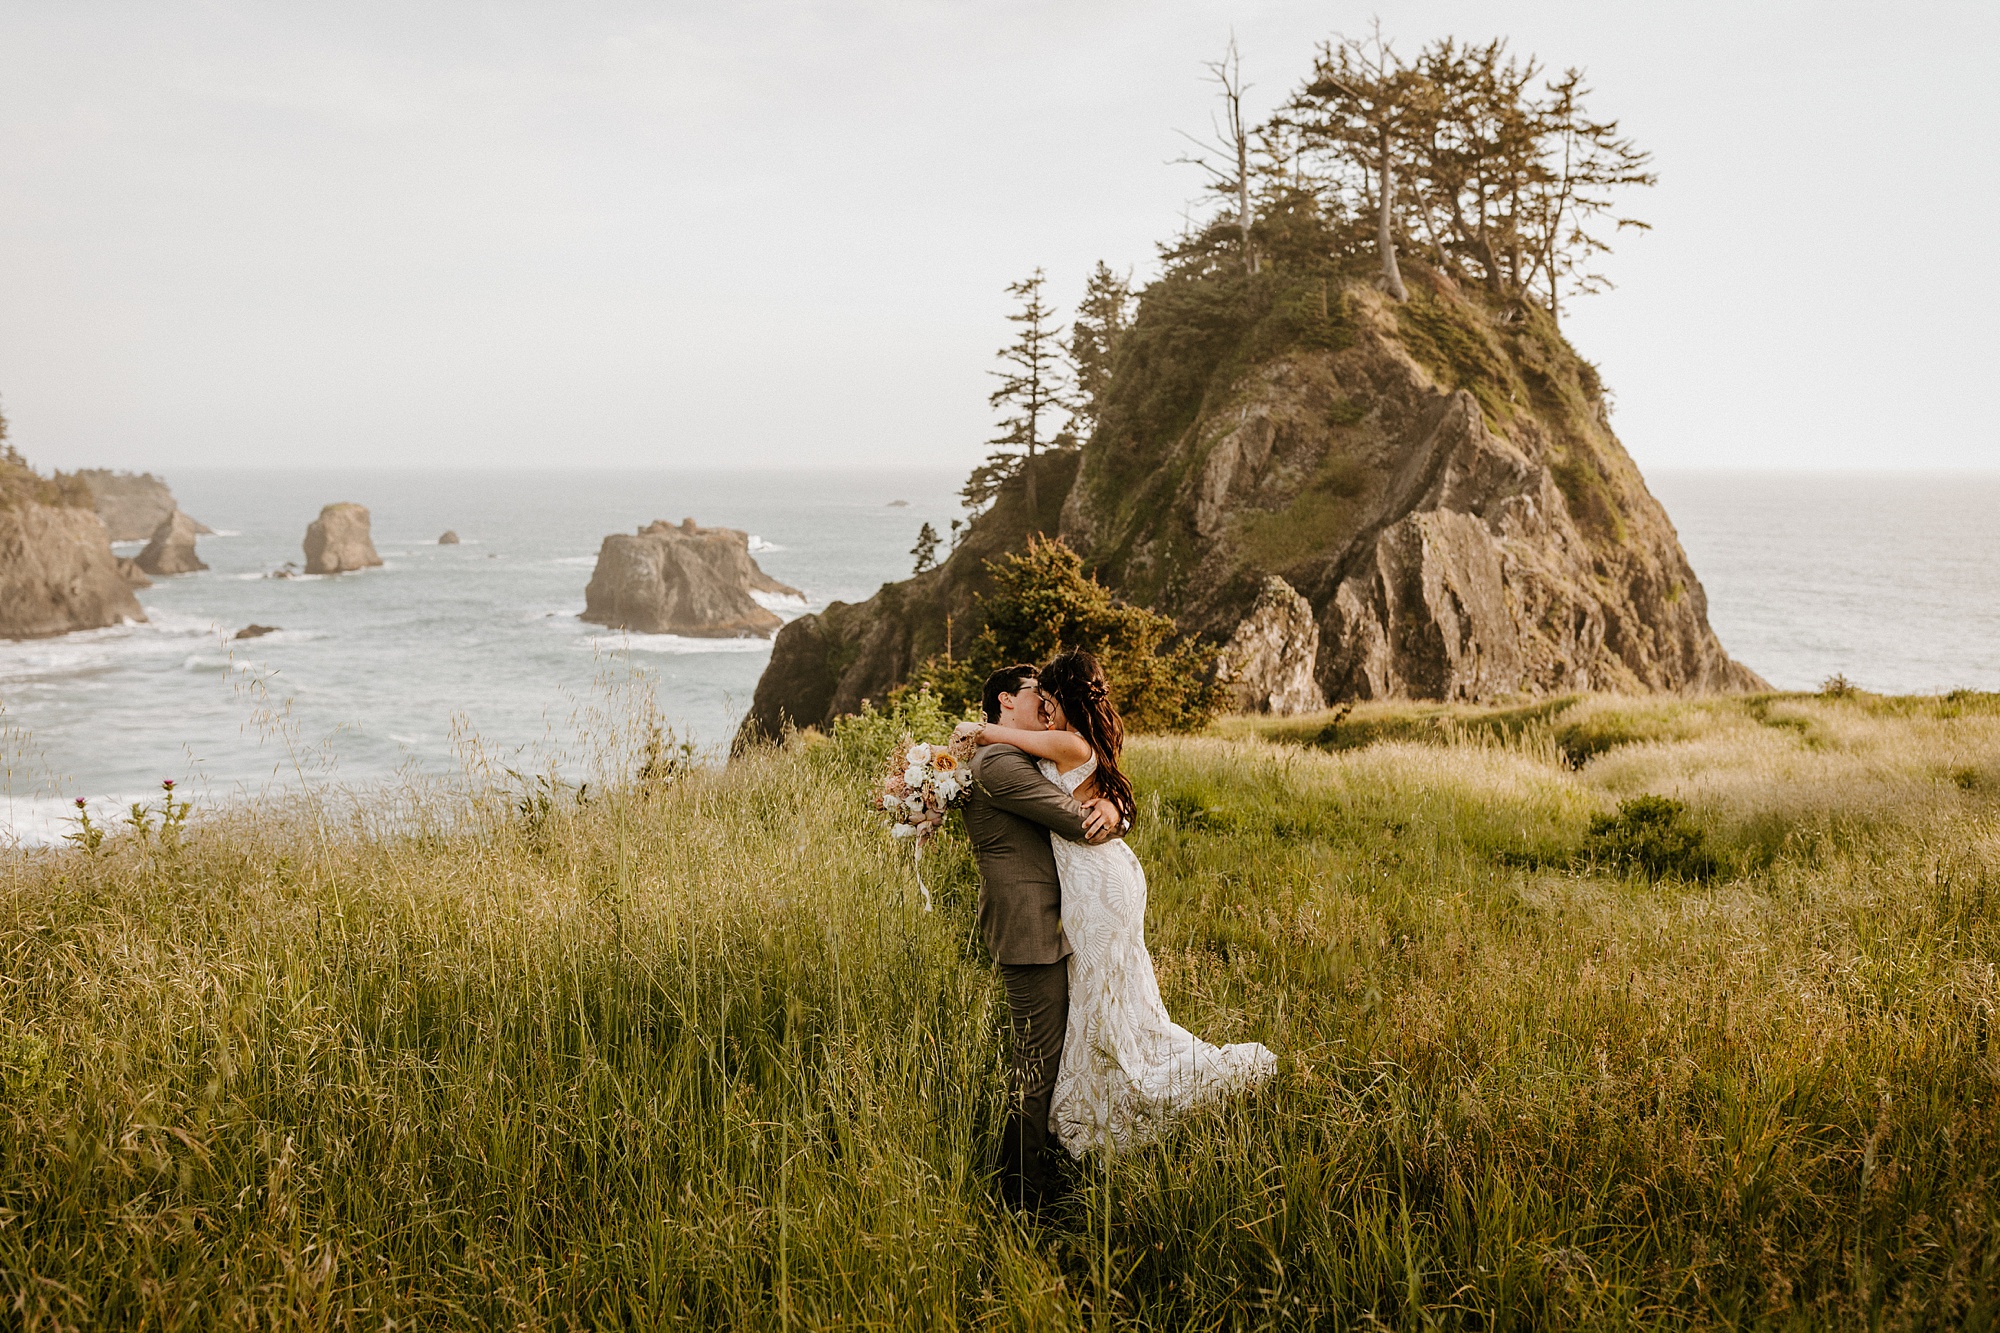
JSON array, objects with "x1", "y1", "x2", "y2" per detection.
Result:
[{"x1": 965, "y1": 744, "x2": 1096, "y2": 965}]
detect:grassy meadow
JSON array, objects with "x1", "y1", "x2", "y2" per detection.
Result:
[{"x1": 5, "y1": 689, "x2": 2000, "y2": 1329}]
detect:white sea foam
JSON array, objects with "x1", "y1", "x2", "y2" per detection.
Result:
[
  {"x1": 747, "y1": 535, "x2": 783, "y2": 552},
  {"x1": 576, "y1": 632, "x2": 775, "y2": 656},
  {"x1": 750, "y1": 589, "x2": 809, "y2": 614}
]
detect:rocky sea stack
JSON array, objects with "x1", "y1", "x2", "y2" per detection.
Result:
[
  {"x1": 303, "y1": 503, "x2": 383, "y2": 575},
  {"x1": 0, "y1": 445, "x2": 145, "y2": 639},
  {"x1": 76, "y1": 470, "x2": 210, "y2": 542},
  {"x1": 739, "y1": 268, "x2": 1762, "y2": 747},
  {"x1": 135, "y1": 509, "x2": 208, "y2": 576},
  {"x1": 582, "y1": 518, "x2": 802, "y2": 638}
]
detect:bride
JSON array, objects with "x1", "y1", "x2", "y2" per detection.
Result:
[{"x1": 958, "y1": 649, "x2": 1276, "y2": 1156}]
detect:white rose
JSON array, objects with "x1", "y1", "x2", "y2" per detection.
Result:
[
  {"x1": 934, "y1": 776, "x2": 960, "y2": 802},
  {"x1": 904, "y1": 765, "x2": 926, "y2": 789},
  {"x1": 907, "y1": 743, "x2": 932, "y2": 765}
]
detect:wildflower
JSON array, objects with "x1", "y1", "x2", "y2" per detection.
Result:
[{"x1": 74, "y1": 797, "x2": 86, "y2": 809}]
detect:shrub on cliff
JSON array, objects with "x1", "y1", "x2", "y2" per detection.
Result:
[
  {"x1": 0, "y1": 412, "x2": 91, "y2": 512},
  {"x1": 906, "y1": 538, "x2": 1224, "y2": 733}
]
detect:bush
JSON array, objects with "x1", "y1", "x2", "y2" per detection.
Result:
[
  {"x1": 820, "y1": 688, "x2": 969, "y2": 779},
  {"x1": 1584, "y1": 794, "x2": 1717, "y2": 882},
  {"x1": 906, "y1": 538, "x2": 1224, "y2": 733}
]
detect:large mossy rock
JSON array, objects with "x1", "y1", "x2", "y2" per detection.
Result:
[
  {"x1": 582, "y1": 519, "x2": 802, "y2": 639},
  {"x1": 303, "y1": 503, "x2": 383, "y2": 575},
  {"x1": 737, "y1": 265, "x2": 1761, "y2": 744},
  {"x1": 1061, "y1": 270, "x2": 1763, "y2": 700}
]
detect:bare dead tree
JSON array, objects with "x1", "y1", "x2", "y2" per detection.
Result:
[{"x1": 1174, "y1": 36, "x2": 1260, "y2": 274}]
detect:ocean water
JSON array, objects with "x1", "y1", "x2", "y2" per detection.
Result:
[
  {"x1": 0, "y1": 468, "x2": 965, "y2": 840},
  {"x1": 1649, "y1": 471, "x2": 2000, "y2": 695},
  {"x1": 2, "y1": 467, "x2": 1995, "y2": 841}
]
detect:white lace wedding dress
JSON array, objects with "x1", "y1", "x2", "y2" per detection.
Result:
[{"x1": 1043, "y1": 756, "x2": 1277, "y2": 1156}]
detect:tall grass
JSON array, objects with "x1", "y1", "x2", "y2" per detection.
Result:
[{"x1": 5, "y1": 692, "x2": 2000, "y2": 1328}]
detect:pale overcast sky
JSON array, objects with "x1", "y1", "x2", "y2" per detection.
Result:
[{"x1": 2, "y1": 1, "x2": 1994, "y2": 474}]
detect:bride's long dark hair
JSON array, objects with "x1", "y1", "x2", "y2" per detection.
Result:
[{"x1": 1038, "y1": 649, "x2": 1136, "y2": 826}]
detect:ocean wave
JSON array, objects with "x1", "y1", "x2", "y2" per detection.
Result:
[
  {"x1": 748, "y1": 588, "x2": 808, "y2": 616},
  {"x1": 553, "y1": 555, "x2": 599, "y2": 567},
  {"x1": 576, "y1": 632, "x2": 775, "y2": 656},
  {"x1": 0, "y1": 613, "x2": 229, "y2": 684},
  {"x1": 747, "y1": 535, "x2": 784, "y2": 553}
]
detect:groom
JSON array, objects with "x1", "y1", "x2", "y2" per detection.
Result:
[{"x1": 963, "y1": 663, "x2": 1120, "y2": 1210}]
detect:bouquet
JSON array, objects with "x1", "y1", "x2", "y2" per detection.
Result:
[{"x1": 874, "y1": 733, "x2": 977, "y2": 909}]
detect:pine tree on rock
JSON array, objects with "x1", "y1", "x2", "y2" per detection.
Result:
[
  {"x1": 962, "y1": 269, "x2": 1072, "y2": 521},
  {"x1": 1066, "y1": 263, "x2": 1134, "y2": 443},
  {"x1": 910, "y1": 522, "x2": 940, "y2": 574}
]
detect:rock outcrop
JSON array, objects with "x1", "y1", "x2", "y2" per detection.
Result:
[
  {"x1": 75, "y1": 470, "x2": 210, "y2": 542},
  {"x1": 1219, "y1": 576, "x2": 1325, "y2": 714},
  {"x1": 438, "y1": 530, "x2": 460, "y2": 545},
  {"x1": 739, "y1": 268, "x2": 1762, "y2": 743},
  {"x1": 0, "y1": 455, "x2": 146, "y2": 639},
  {"x1": 1062, "y1": 277, "x2": 1763, "y2": 701},
  {"x1": 581, "y1": 518, "x2": 804, "y2": 638},
  {"x1": 303, "y1": 503, "x2": 383, "y2": 574},
  {"x1": 135, "y1": 509, "x2": 208, "y2": 576}
]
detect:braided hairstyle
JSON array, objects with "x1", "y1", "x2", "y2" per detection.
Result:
[{"x1": 1037, "y1": 650, "x2": 1135, "y2": 827}]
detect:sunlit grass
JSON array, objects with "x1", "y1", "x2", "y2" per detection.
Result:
[{"x1": 4, "y1": 691, "x2": 2000, "y2": 1327}]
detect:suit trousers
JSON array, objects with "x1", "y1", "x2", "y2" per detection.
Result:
[{"x1": 996, "y1": 959, "x2": 1069, "y2": 1203}]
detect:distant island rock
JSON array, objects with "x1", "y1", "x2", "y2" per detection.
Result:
[
  {"x1": 302, "y1": 503, "x2": 383, "y2": 574},
  {"x1": 581, "y1": 518, "x2": 803, "y2": 638},
  {"x1": 135, "y1": 509, "x2": 208, "y2": 576},
  {"x1": 886, "y1": 500, "x2": 910, "y2": 508},
  {"x1": 438, "y1": 530, "x2": 460, "y2": 545},
  {"x1": 0, "y1": 449, "x2": 145, "y2": 639},
  {"x1": 75, "y1": 470, "x2": 211, "y2": 542},
  {"x1": 233, "y1": 624, "x2": 279, "y2": 640}
]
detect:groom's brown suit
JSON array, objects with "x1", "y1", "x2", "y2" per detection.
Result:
[{"x1": 965, "y1": 743, "x2": 1100, "y2": 1206}]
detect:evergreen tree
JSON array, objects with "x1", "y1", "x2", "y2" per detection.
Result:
[
  {"x1": 962, "y1": 269, "x2": 1070, "y2": 519},
  {"x1": 1066, "y1": 262, "x2": 1134, "y2": 441},
  {"x1": 910, "y1": 522, "x2": 940, "y2": 574}
]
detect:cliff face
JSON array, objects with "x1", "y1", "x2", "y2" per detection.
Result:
[
  {"x1": 0, "y1": 501, "x2": 146, "y2": 639},
  {"x1": 738, "y1": 266, "x2": 1761, "y2": 744},
  {"x1": 76, "y1": 470, "x2": 210, "y2": 542},
  {"x1": 582, "y1": 519, "x2": 804, "y2": 638},
  {"x1": 1062, "y1": 274, "x2": 1762, "y2": 701}
]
